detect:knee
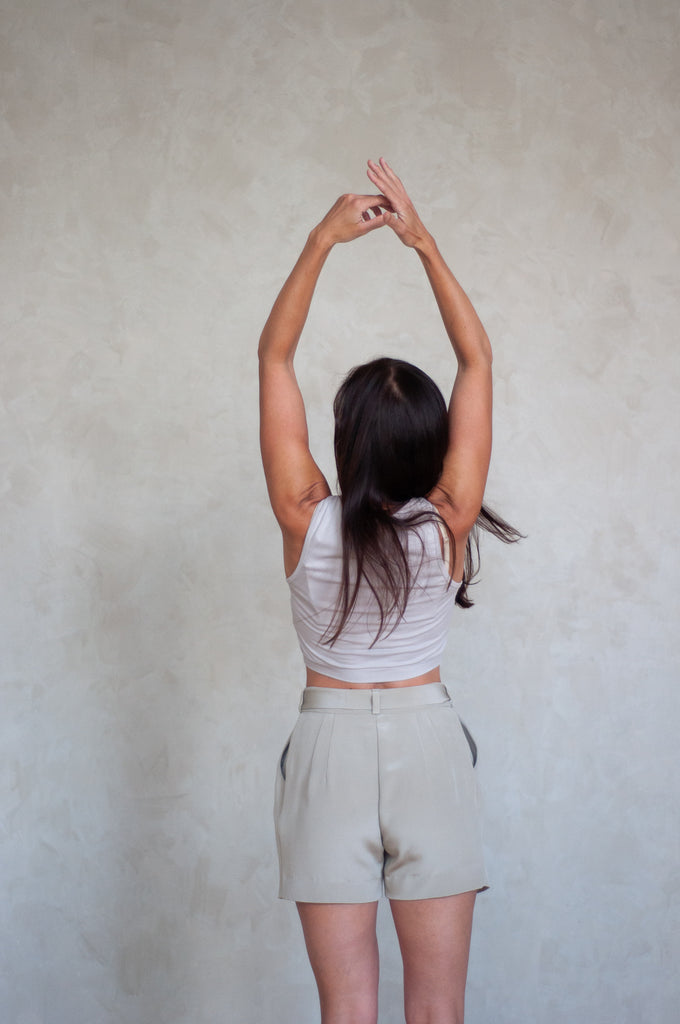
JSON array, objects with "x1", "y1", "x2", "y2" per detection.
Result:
[
  {"x1": 404, "y1": 997, "x2": 465, "y2": 1024},
  {"x1": 320, "y1": 994, "x2": 378, "y2": 1024}
]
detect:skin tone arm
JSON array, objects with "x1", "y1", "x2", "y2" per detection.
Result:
[
  {"x1": 258, "y1": 192, "x2": 391, "y2": 577},
  {"x1": 366, "y1": 158, "x2": 493, "y2": 573}
]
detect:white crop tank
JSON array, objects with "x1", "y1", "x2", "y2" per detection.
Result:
[{"x1": 286, "y1": 495, "x2": 459, "y2": 683}]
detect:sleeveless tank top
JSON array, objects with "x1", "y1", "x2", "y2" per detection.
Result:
[{"x1": 286, "y1": 495, "x2": 459, "y2": 683}]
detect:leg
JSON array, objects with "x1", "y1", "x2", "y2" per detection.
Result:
[
  {"x1": 390, "y1": 891, "x2": 477, "y2": 1024},
  {"x1": 296, "y1": 901, "x2": 380, "y2": 1024}
]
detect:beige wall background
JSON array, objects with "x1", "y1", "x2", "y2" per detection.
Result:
[{"x1": 2, "y1": 1, "x2": 678, "y2": 1022}]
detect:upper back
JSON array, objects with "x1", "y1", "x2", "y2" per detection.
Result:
[{"x1": 287, "y1": 496, "x2": 458, "y2": 683}]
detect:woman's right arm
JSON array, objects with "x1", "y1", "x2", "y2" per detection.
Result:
[
  {"x1": 259, "y1": 191, "x2": 390, "y2": 575},
  {"x1": 366, "y1": 159, "x2": 493, "y2": 541}
]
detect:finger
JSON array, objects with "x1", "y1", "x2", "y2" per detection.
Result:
[
  {"x1": 366, "y1": 177, "x2": 401, "y2": 218},
  {"x1": 361, "y1": 210, "x2": 390, "y2": 232},
  {"x1": 367, "y1": 161, "x2": 402, "y2": 204},
  {"x1": 373, "y1": 158, "x2": 408, "y2": 204},
  {"x1": 366, "y1": 160, "x2": 388, "y2": 184},
  {"x1": 355, "y1": 193, "x2": 389, "y2": 207},
  {"x1": 378, "y1": 157, "x2": 402, "y2": 186},
  {"x1": 366, "y1": 175, "x2": 396, "y2": 209},
  {"x1": 356, "y1": 197, "x2": 392, "y2": 226},
  {"x1": 368, "y1": 156, "x2": 398, "y2": 182},
  {"x1": 366, "y1": 160, "x2": 388, "y2": 186}
]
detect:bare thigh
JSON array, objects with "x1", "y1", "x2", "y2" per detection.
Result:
[
  {"x1": 296, "y1": 901, "x2": 380, "y2": 1024},
  {"x1": 390, "y1": 891, "x2": 477, "y2": 1024}
]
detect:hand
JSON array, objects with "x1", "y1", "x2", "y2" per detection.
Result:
[
  {"x1": 366, "y1": 158, "x2": 431, "y2": 249},
  {"x1": 312, "y1": 193, "x2": 391, "y2": 247}
]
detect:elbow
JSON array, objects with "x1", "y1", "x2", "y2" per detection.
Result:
[
  {"x1": 460, "y1": 344, "x2": 492, "y2": 376},
  {"x1": 257, "y1": 337, "x2": 277, "y2": 366},
  {"x1": 478, "y1": 328, "x2": 493, "y2": 367},
  {"x1": 258, "y1": 331, "x2": 295, "y2": 368},
  {"x1": 458, "y1": 329, "x2": 492, "y2": 372}
]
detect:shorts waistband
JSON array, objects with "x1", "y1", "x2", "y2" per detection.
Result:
[{"x1": 299, "y1": 682, "x2": 451, "y2": 713}]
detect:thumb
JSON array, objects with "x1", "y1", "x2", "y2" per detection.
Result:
[{"x1": 385, "y1": 209, "x2": 403, "y2": 233}]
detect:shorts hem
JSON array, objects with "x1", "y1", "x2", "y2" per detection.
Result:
[
  {"x1": 385, "y1": 874, "x2": 490, "y2": 900},
  {"x1": 278, "y1": 873, "x2": 489, "y2": 904},
  {"x1": 279, "y1": 877, "x2": 383, "y2": 904}
]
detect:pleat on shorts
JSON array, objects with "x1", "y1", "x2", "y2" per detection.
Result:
[{"x1": 274, "y1": 682, "x2": 488, "y2": 903}]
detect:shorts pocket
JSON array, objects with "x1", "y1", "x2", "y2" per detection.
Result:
[
  {"x1": 459, "y1": 718, "x2": 478, "y2": 766},
  {"x1": 279, "y1": 737, "x2": 291, "y2": 780}
]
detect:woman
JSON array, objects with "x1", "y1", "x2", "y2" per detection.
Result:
[{"x1": 258, "y1": 158, "x2": 519, "y2": 1024}]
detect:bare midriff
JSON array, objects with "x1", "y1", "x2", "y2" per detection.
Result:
[{"x1": 305, "y1": 666, "x2": 442, "y2": 689}]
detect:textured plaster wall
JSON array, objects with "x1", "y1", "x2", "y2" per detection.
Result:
[{"x1": 2, "y1": 1, "x2": 678, "y2": 1022}]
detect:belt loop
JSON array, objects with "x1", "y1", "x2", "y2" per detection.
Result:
[
  {"x1": 371, "y1": 690, "x2": 380, "y2": 715},
  {"x1": 298, "y1": 690, "x2": 305, "y2": 712}
]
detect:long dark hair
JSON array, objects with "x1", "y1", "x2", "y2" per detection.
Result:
[{"x1": 325, "y1": 357, "x2": 521, "y2": 645}]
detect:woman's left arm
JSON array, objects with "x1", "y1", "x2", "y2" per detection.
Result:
[{"x1": 258, "y1": 193, "x2": 389, "y2": 575}]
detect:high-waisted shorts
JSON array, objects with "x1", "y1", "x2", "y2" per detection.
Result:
[{"x1": 274, "y1": 682, "x2": 488, "y2": 903}]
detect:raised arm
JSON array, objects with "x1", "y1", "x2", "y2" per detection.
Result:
[
  {"x1": 259, "y1": 193, "x2": 390, "y2": 576},
  {"x1": 366, "y1": 158, "x2": 493, "y2": 544}
]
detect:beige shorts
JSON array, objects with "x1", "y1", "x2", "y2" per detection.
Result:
[{"x1": 274, "y1": 682, "x2": 488, "y2": 903}]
